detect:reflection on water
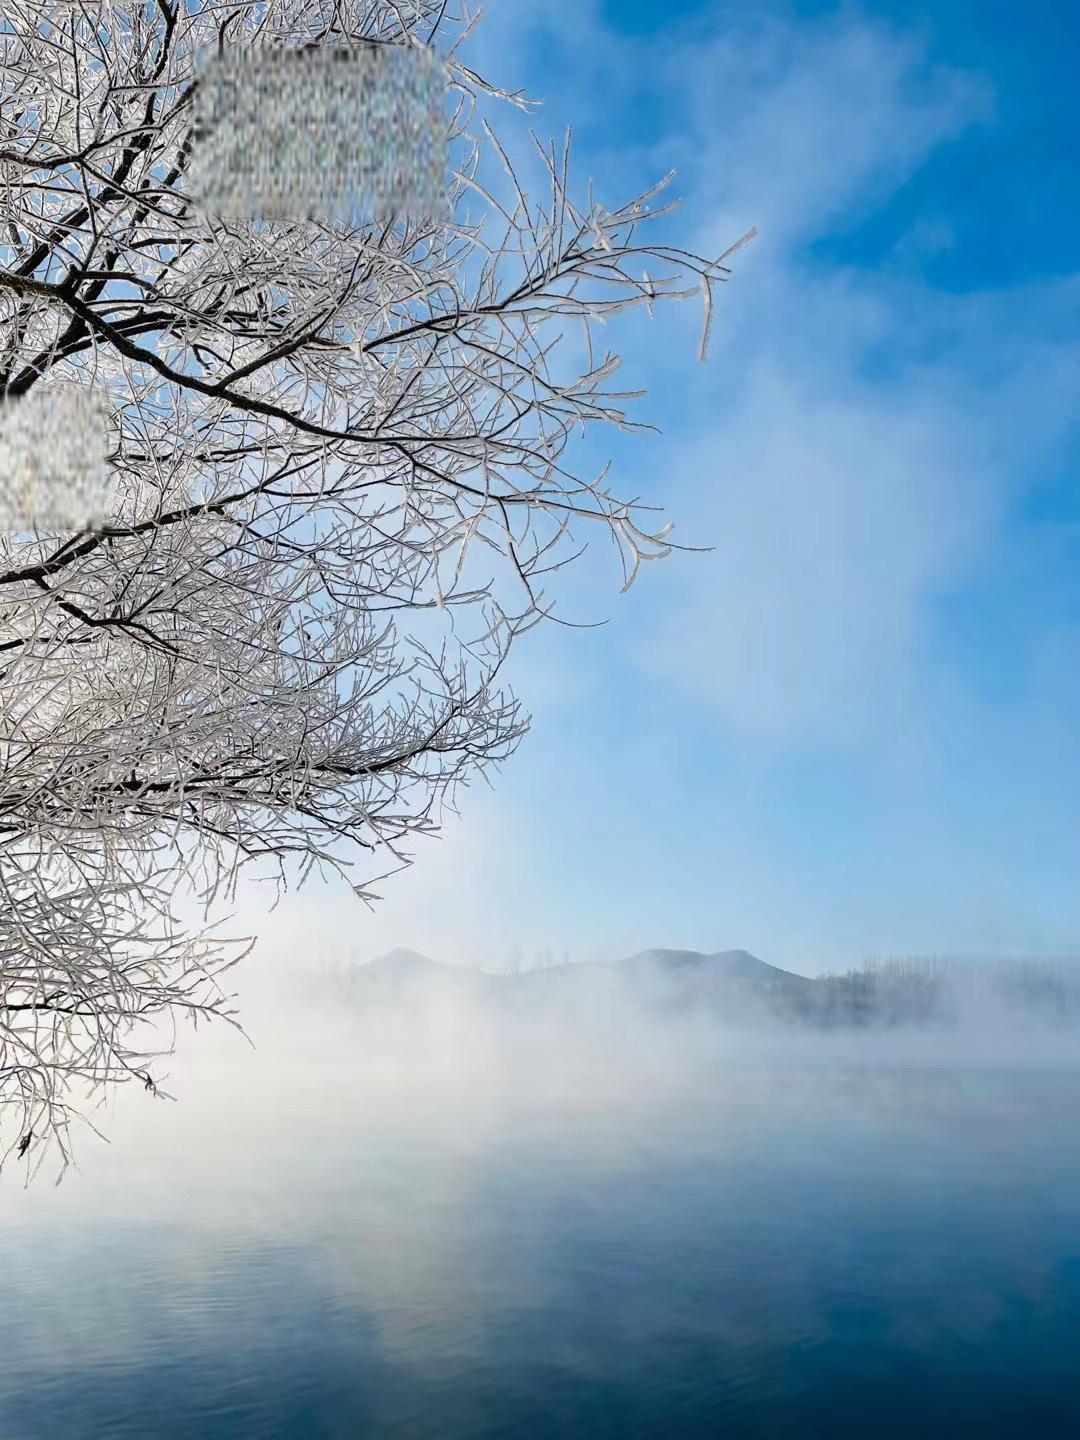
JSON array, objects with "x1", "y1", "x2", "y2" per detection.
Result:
[{"x1": 1, "y1": 999, "x2": 1079, "y2": 1438}]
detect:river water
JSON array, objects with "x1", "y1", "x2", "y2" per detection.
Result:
[{"x1": 1, "y1": 1000, "x2": 1078, "y2": 1438}]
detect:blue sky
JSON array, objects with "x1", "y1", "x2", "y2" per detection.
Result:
[{"x1": 262, "y1": 0, "x2": 1080, "y2": 975}]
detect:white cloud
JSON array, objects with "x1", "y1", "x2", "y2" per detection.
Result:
[
  {"x1": 681, "y1": 14, "x2": 990, "y2": 248},
  {"x1": 627, "y1": 13, "x2": 1074, "y2": 753},
  {"x1": 642, "y1": 354, "x2": 1007, "y2": 747}
]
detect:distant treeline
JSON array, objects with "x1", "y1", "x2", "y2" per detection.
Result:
[{"x1": 814, "y1": 954, "x2": 1080, "y2": 1027}]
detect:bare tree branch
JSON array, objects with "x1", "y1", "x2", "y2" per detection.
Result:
[{"x1": 0, "y1": 0, "x2": 745, "y2": 1176}]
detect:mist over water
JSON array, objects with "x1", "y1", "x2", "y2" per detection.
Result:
[{"x1": 1, "y1": 953, "x2": 1079, "y2": 1438}]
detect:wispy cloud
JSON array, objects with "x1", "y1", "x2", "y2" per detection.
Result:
[{"x1": 627, "y1": 12, "x2": 1075, "y2": 756}]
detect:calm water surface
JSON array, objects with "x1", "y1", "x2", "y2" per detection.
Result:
[{"x1": 1, "y1": 1015, "x2": 1078, "y2": 1439}]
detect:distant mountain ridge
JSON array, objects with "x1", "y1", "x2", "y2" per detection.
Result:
[
  {"x1": 338, "y1": 946, "x2": 827, "y2": 1025},
  {"x1": 333, "y1": 947, "x2": 1080, "y2": 1029},
  {"x1": 352, "y1": 946, "x2": 809, "y2": 990}
]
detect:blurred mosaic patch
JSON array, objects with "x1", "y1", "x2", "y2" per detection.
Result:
[
  {"x1": 188, "y1": 44, "x2": 449, "y2": 224},
  {"x1": 0, "y1": 387, "x2": 109, "y2": 533}
]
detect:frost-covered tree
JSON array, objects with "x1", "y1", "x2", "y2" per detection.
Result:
[{"x1": 0, "y1": 0, "x2": 748, "y2": 1174}]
